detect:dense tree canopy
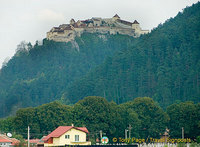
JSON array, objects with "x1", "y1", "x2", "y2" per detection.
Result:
[
  {"x1": 72, "y1": 96, "x2": 114, "y2": 138},
  {"x1": 0, "y1": 33, "x2": 134, "y2": 117},
  {"x1": 0, "y1": 97, "x2": 199, "y2": 142},
  {"x1": 121, "y1": 97, "x2": 169, "y2": 138},
  {"x1": 167, "y1": 101, "x2": 200, "y2": 139}
]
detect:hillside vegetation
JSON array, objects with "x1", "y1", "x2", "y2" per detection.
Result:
[
  {"x1": 65, "y1": 2, "x2": 200, "y2": 107},
  {"x1": 0, "y1": 34, "x2": 134, "y2": 117},
  {"x1": 0, "y1": 97, "x2": 199, "y2": 141}
]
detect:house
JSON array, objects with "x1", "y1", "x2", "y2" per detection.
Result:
[
  {"x1": 0, "y1": 134, "x2": 20, "y2": 147},
  {"x1": 37, "y1": 136, "x2": 46, "y2": 147},
  {"x1": 0, "y1": 137, "x2": 12, "y2": 147},
  {"x1": 25, "y1": 138, "x2": 40, "y2": 147},
  {"x1": 43, "y1": 125, "x2": 91, "y2": 146}
]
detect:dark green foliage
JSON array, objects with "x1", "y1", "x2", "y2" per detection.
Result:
[
  {"x1": 0, "y1": 33, "x2": 133, "y2": 117},
  {"x1": 0, "y1": 116, "x2": 15, "y2": 133},
  {"x1": 167, "y1": 101, "x2": 200, "y2": 139},
  {"x1": 120, "y1": 97, "x2": 169, "y2": 138},
  {"x1": 197, "y1": 136, "x2": 200, "y2": 143},
  {"x1": 72, "y1": 96, "x2": 115, "y2": 138},
  {"x1": 0, "y1": 97, "x2": 199, "y2": 141},
  {"x1": 65, "y1": 2, "x2": 200, "y2": 107},
  {"x1": 13, "y1": 101, "x2": 72, "y2": 138},
  {"x1": 0, "y1": 97, "x2": 170, "y2": 140}
]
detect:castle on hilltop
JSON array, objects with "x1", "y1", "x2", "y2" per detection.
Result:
[{"x1": 47, "y1": 14, "x2": 149, "y2": 42}]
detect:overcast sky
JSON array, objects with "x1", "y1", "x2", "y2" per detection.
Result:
[{"x1": 0, "y1": 0, "x2": 199, "y2": 68}]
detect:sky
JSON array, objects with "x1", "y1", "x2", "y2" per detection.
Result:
[{"x1": 0, "y1": 0, "x2": 199, "y2": 68}]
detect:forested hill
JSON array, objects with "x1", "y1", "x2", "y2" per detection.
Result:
[
  {"x1": 0, "y1": 34, "x2": 134, "y2": 117},
  {"x1": 65, "y1": 2, "x2": 200, "y2": 107},
  {"x1": 0, "y1": 2, "x2": 200, "y2": 118}
]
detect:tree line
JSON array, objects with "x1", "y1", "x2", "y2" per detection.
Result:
[{"x1": 0, "y1": 96, "x2": 199, "y2": 143}]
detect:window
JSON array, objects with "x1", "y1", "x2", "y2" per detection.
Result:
[
  {"x1": 65, "y1": 135, "x2": 70, "y2": 139},
  {"x1": 75, "y1": 135, "x2": 79, "y2": 142}
]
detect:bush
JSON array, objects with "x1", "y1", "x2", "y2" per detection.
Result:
[
  {"x1": 197, "y1": 136, "x2": 200, "y2": 143},
  {"x1": 177, "y1": 143, "x2": 186, "y2": 147},
  {"x1": 190, "y1": 142, "x2": 199, "y2": 147}
]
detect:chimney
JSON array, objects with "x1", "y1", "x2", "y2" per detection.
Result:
[{"x1": 71, "y1": 124, "x2": 74, "y2": 127}]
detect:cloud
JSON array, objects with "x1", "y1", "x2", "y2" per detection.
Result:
[{"x1": 37, "y1": 9, "x2": 65, "y2": 23}]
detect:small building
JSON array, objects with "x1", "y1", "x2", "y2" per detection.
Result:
[
  {"x1": 25, "y1": 138, "x2": 40, "y2": 147},
  {"x1": 0, "y1": 138, "x2": 12, "y2": 147},
  {"x1": 0, "y1": 134, "x2": 20, "y2": 147},
  {"x1": 43, "y1": 125, "x2": 91, "y2": 146}
]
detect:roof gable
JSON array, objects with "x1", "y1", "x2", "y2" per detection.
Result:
[
  {"x1": 117, "y1": 19, "x2": 132, "y2": 26},
  {"x1": 133, "y1": 20, "x2": 139, "y2": 24},
  {"x1": 43, "y1": 126, "x2": 73, "y2": 141},
  {"x1": 76, "y1": 127, "x2": 89, "y2": 134},
  {"x1": 113, "y1": 14, "x2": 120, "y2": 18},
  {"x1": 43, "y1": 126, "x2": 89, "y2": 141}
]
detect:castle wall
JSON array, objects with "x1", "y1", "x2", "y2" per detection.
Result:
[
  {"x1": 74, "y1": 28, "x2": 85, "y2": 37},
  {"x1": 93, "y1": 20, "x2": 101, "y2": 27},
  {"x1": 47, "y1": 30, "x2": 76, "y2": 42},
  {"x1": 115, "y1": 22, "x2": 132, "y2": 29},
  {"x1": 84, "y1": 27, "x2": 136, "y2": 37},
  {"x1": 116, "y1": 28, "x2": 136, "y2": 37},
  {"x1": 46, "y1": 27, "x2": 138, "y2": 42},
  {"x1": 140, "y1": 30, "x2": 149, "y2": 34},
  {"x1": 84, "y1": 27, "x2": 110, "y2": 34}
]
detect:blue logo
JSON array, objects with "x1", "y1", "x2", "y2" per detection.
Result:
[{"x1": 101, "y1": 136, "x2": 109, "y2": 144}]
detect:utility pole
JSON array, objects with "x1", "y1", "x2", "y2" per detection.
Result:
[
  {"x1": 128, "y1": 124, "x2": 132, "y2": 138},
  {"x1": 100, "y1": 130, "x2": 102, "y2": 139},
  {"x1": 182, "y1": 127, "x2": 184, "y2": 139},
  {"x1": 125, "y1": 129, "x2": 128, "y2": 139},
  {"x1": 28, "y1": 126, "x2": 30, "y2": 147}
]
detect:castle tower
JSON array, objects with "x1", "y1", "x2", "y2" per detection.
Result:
[
  {"x1": 132, "y1": 20, "x2": 142, "y2": 34},
  {"x1": 112, "y1": 14, "x2": 120, "y2": 21},
  {"x1": 132, "y1": 20, "x2": 149, "y2": 36},
  {"x1": 132, "y1": 20, "x2": 141, "y2": 30},
  {"x1": 70, "y1": 19, "x2": 75, "y2": 25}
]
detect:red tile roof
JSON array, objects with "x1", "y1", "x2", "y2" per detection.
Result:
[
  {"x1": 0, "y1": 135, "x2": 20, "y2": 145},
  {"x1": 76, "y1": 127, "x2": 89, "y2": 134},
  {"x1": 25, "y1": 139, "x2": 40, "y2": 144},
  {"x1": 0, "y1": 139, "x2": 12, "y2": 143},
  {"x1": 43, "y1": 126, "x2": 89, "y2": 141},
  {"x1": 10, "y1": 138, "x2": 20, "y2": 145}
]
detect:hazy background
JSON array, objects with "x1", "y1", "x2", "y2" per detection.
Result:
[{"x1": 0, "y1": 0, "x2": 199, "y2": 68}]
